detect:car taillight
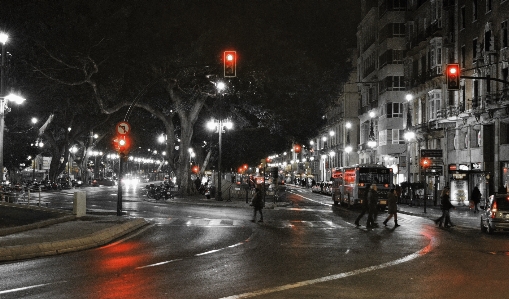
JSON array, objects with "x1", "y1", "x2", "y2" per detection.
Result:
[{"x1": 491, "y1": 201, "x2": 498, "y2": 219}]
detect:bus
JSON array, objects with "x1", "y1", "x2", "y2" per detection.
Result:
[{"x1": 332, "y1": 164, "x2": 393, "y2": 210}]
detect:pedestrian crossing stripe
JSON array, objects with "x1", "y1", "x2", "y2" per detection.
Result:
[{"x1": 149, "y1": 218, "x2": 344, "y2": 228}]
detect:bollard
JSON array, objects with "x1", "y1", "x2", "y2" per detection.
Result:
[{"x1": 73, "y1": 191, "x2": 87, "y2": 217}]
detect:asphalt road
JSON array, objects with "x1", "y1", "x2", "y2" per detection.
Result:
[{"x1": 0, "y1": 185, "x2": 508, "y2": 298}]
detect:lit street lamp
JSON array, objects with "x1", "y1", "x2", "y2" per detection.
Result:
[
  {"x1": 0, "y1": 92, "x2": 27, "y2": 182},
  {"x1": 207, "y1": 118, "x2": 233, "y2": 201}
]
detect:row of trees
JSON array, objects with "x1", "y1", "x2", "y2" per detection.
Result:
[{"x1": 2, "y1": 0, "x2": 359, "y2": 194}]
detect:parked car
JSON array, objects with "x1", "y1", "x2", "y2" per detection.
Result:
[
  {"x1": 92, "y1": 178, "x2": 117, "y2": 186},
  {"x1": 481, "y1": 194, "x2": 509, "y2": 234}
]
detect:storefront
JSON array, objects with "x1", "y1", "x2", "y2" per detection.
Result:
[{"x1": 448, "y1": 163, "x2": 490, "y2": 207}]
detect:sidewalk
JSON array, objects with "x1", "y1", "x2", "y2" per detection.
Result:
[{"x1": 0, "y1": 202, "x2": 148, "y2": 262}]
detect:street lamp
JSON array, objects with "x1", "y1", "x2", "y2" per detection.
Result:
[
  {"x1": 207, "y1": 81, "x2": 231, "y2": 201},
  {"x1": 207, "y1": 118, "x2": 233, "y2": 201},
  {"x1": 0, "y1": 93, "x2": 26, "y2": 182}
]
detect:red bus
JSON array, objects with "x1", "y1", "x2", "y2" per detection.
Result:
[{"x1": 332, "y1": 164, "x2": 393, "y2": 210}]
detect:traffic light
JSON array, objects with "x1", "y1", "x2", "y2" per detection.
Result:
[
  {"x1": 114, "y1": 135, "x2": 131, "y2": 156},
  {"x1": 421, "y1": 157, "x2": 431, "y2": 169},
  {"x1": 446, "y1": 64, "x2": 460, "y2": 90},
  {"x1": 191, "y1": 165, "x2": 199, "y2": 174},
  {"x1": 224, "y1": 51, "x2": 236, "y2": 77}
]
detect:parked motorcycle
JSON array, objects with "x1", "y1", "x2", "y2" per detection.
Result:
[{"x1": 145, "y1": 183, "x2": 174, "y2": 200}]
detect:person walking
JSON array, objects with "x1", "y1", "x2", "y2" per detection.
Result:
[
  {"x1": 471, "y1": 185, "x2": 481, "y2": 213},
  {"x1": 434, "y1": 188, "x2": 454, "y2": 227},
  {"x1": 354, "y1": 184, "x2": 371, "y2": 226},
  {"x1": 251, "y1": 186, "x2": 264, "y2": 223},
  {"x1": 366, "y1": 184, "x2": 379, "y2": 228},
  {"x1": 383, "y1": 188, "x2": 400, "y2": 227}
]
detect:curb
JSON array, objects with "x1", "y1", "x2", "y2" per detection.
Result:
[{"x1": 0, "y1": 218, "x2": 149, "y2": 262}]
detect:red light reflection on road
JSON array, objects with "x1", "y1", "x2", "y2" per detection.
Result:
[
  {"x1": 89, "y1": 241, "x2": 153, "y2": 299},
  {"x1": 419, "y1": 226, "x2": 438, "y2": 256}
]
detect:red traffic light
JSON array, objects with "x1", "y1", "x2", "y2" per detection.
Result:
[
  {"x1": 421, "y1": 157, "x2": 431, "y2": 169},
  {"x1": 446, "y1": 64, "x2": 460, "y2": 90},
  {"x1": 224, "y1": 51, "x2": 236, "y2": 77},
  {"x1": 293, "y1": 144, "x2": 302, "y2": 153},
  {"x1": 191, "y1": 165, "x2": 199, "y2": 174},
  {"x1": 114, "y1": 135, "x2": 131, "y2": 156}
]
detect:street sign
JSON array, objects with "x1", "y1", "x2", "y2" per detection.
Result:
[
  {"x1": 116, "y1": 121, "x2": 131, "y2": 135},
  {"x1": 421, "y1": 149, "x2": 443, "y2": 158},
  {"x1": 425, "y1": 165, "x2": 443, "y2": 174}
]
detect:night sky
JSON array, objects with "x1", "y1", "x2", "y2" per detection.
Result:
[{"x1": 1, "y1": 0, "x2": 361, "y2": 169}]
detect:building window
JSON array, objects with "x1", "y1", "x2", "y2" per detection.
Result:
[
  {"x1": 473, "y1": 38, "x2": 478, "y2": 60},
  {"x1": 428, "y1": 91, "x2": 441, "y2": 120},
  {"x1": 485, "y1": 30, "x2": 492, "y2": 51},
  {"x1": 379, "y1": 49, "x2": 405, "y2": 67},
  {"x1": 501, "y1": 123, "x2": 509, "y2": 145},
  {"x1": 473, "y1": 0, "x2": 478, "y2": 21},
  {"x1": 392, "y1": 129, "x2": 406, "y2": 144},
  {"x1": 502, "y1": 21, "x2": 508, "y2": 48},
  {"x1": 386, "y1": 102, "x2": 404, "y2": 118},
  {"x1": 380, "y1": 76, "x2": 406, "y2": 92}
]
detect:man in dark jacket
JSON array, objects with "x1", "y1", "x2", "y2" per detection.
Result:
[
  {"x1": 366, "y1": 184, "x2": 379, "y2": 228},
  {"x1": 354, "y1": 184, "x2": 371, "y2": 227},
  {"x1": 251, "y1": 186, "x2": 264, "y2": 223},
  {"x1": 471, "y1": 185, "x2": 481, "y2": 213}
]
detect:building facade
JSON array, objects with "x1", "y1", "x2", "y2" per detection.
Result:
[{"x1": 351, "y1": 0, "x2": 509, "y2": 204}]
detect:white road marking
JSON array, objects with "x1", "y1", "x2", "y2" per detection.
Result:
[
  {"x1": 135, "y1": 259, "x2": 183, "y2": 269},
  {"x1": 135, "y1": 235, "x2": 255, "y2": 270},
  {"x1": 0, "y1": 282, "x2": 64, "y2": 295},
  {"x1": 219, "y1": 233, "x2": 437, "y2": 299}
]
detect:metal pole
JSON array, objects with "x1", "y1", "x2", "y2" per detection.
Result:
[
  {"x1": 117, "y1": 155, "x2": 123, "y2": 216},
  {"x1": 217, "y1": 120, "x2": 222, "y2": 201},
  {"x1": 0, "y1": 41, "x2": 6, "y2": 183}
]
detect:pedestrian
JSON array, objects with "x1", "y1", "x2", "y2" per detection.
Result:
[
  {"x1": 366, "y1": 184, "x2": 379, "y2": 228},
  {"x1": 354, "y1": 184, "x2": 370, "y2": 226},
  {"x1": 434, "y1": 187, "x2": 454, "y2": 227},
  {"x1": 251, "y1": 186, "x2": 264, "y2": 223},
  {"x1": 383, "y1": 188, "x2": 400, "y2": 227},
  {"x1": 471, "y1": 185, "x2": 481, "y2": 213}
]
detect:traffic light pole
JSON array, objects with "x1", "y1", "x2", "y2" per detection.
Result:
[
  {"x1": 117, "y1": 154, "x2": 124, "y2": 216},
  {"x1": 460, "y1": 76, "x2": 509, "y2": 85}
]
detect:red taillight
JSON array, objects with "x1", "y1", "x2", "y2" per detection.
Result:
[{"x1": 491, "y1": 201, "x2": 498, "y2": 219}]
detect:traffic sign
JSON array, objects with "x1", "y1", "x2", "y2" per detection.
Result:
[
  {"x1": 421, "y1": 149, "x2": 443, "y2": 158},
  {"x1": 116, "y1": 121, "x2": 131, "y2": 135}
]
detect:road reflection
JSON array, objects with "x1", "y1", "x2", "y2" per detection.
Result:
[{"x1": 91, "y1": 242, "x2": 151, "y2": 298}]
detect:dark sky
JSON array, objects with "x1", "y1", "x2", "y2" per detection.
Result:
[{"x1": 0, "y1": 0, "x2": 362, "y2": 167}]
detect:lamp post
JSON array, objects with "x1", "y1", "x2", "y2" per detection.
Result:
[
  {"x1": 0, "y1": 93, "x2": 26, "y2": 183},
  {"x1": 367, "y1": 111, "x2": 377, "y2": 164},
  {"x1": 207, "y1": 117, "x2": 233, "y2": 201},
  {"x1": 345, "y1": 145, "x2": 352, "y2": 166},
  {"x1": 0, "y1": 32, "x2": 8, "y2": 183},
  {"x1": 344, "y1": 122, "x2": 352, "y2": 167}
]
